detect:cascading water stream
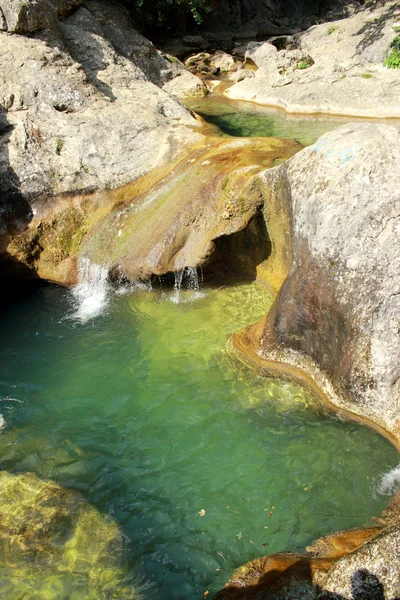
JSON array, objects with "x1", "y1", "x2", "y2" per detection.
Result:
[
  {"x1": 172, "y1": 266, "x2": 203, "y2": 304},
  {"x1": 71, "y1": 257, "x2": 110, "y2": 322},
  {"x1": 71, "y1": 260, "x2": 205, "y2": 320}
]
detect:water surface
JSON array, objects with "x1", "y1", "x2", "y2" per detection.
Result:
[
  {"x1": 0, "y1": 281, "x2": 398, "y2": 599},
  {"x1": 185, "y1": 96, "x2": 358, "y2": 146}
]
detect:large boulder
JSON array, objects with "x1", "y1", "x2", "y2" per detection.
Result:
[
  {"x1": 223, "y1": 124, "x2": 400, "y2": 600},
  {"x1": 236, "y1": 121, "x2": 400, "y2": 457},
  {"x1": 0, "y1": 471, "x2": 140, "y2": 598},
  {"x1": 0, "y1": 0, "x2": 205, "y2": 219},
  {"x1": 0, "y1": 0, "x2": 83, "y2": 33},
  {"x1": 0, "y1": 0, "x2": 206, "y2": 295},
  {"x1": 225, "y1": 2, "x2": 400, "y2": 118}
]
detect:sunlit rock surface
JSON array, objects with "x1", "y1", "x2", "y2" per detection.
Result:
[
  {"x1": 252, "y1": 123, "x2": 400, "y2": 440},
  {"x1": 0, "y1": 0, "x2": 206, "y2": 294},
  {"x1": 225, "y1": 2, "x2": 400, "y2": 118},
  {"x1": 0, "y1": 0, "x2": 202, "y2": 201}
]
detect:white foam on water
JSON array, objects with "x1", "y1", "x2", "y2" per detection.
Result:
[
  {"x1": 70, "y1": 258, "x2": 109, "y2": 323},
  {"x1": 378, "y1": 464, "x2": 400, "y2": 495},
  {"x1": 115, "y1": 280, "x2": 153, "y2": 295},
  {"x1": 1, "y1": 396, "x2": 23, "y2": 404}
]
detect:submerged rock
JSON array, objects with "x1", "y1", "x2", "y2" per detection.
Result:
[{"x1": 0, "y1": 471, "x2": 140, "y2": 598}]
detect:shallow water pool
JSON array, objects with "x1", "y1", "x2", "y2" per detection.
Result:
[
  {"x1": 185, "y1": 96, "x2": 359, "y2": 146},
  {"x1": 0, "y1": 281, "x2": 398, "y2": 599}
]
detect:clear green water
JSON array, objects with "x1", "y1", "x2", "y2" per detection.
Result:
[
  {"x1": 185, "y1": 96, "x2": 356, "y2": 146},
  {"x1": 0, "y1": 282, "x2": 398, "y2": 599}
]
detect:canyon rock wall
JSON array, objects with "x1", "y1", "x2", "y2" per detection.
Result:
[
  {"x1": 202, "y1": 0, "x2": 355, "y2": 39},
  {"x1": 0, "y1": 0, "x2": 206, "y2": 293},
  {"x1": 248, "y1": 122, "x2": 400, "y2": 441}
]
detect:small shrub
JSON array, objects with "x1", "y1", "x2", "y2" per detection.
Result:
[
  {"x1": 297, "y1": 60, "x2": 311, "y2": 70},
  {"x1": 327, "y1": 26, "x2": 337, "y2": 35},
  {"x1": 384, "y1": 34, "x2": 400, "y2": 68},
  {"x1": 361, "y1": 73, "x2": 373, "y2": 79},
  {"x1": 166, "y1": 54, "x2": 180, "y2": 64},
  {"x1": 56, "y1": 138, "x2": 64, "y2": 155}
]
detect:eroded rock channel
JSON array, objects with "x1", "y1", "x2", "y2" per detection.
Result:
[
  {"x1": 1, "y1": 88, "x2": 400, "y2": 599},
  {"x1": 1, "y1": 0, "x2": 400, "y2": 595}
]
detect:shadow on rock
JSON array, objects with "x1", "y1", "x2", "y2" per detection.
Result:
[
  {"x1": 0, "y1": 108, "x2": 38, "y2": 310},
  {"x1": 319, "y1": 568, "x2": 400, "y2": 600},
  {"x1": 354, "y1": 2, "x2": 400, "y2": 53},
  {"x1": 214, "y1": 563, "x2": 400, "y2": 600}
]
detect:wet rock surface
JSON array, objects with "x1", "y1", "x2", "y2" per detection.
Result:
[
  {"x1": 0, "y1": 0, "x2": 206, "y2": 293},
  {"x1": 5, "y1": 135, "x2": 300, "y2": 285}
]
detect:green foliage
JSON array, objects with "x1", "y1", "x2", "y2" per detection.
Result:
[
  {"x1": 327, "y1": 26, "x2": 337, "y2": 35},
  {"x1": 131, "y1": 0, "x2": 211, "y2": 30},
  {"x1": 393, "y1": 26, "x2": 400, "y2": 33},
  {"x1": 385, "y1": 50, "x2": 400, "y2": 68},
  {"x1": 297, "y1": 60, "x2": 311, "y2": 70},
  {"x1": 384, "y1": 34, "x2": 400, "y2": 69},
  {"x1": 390, "y1": 34, "x2": 400, "y2": 51},
  {"x1": 56, "y1": 137, "x2": 64, "y2": 155},
  {"x1": 166, "y1": 54, "x2": 180, "y2": 64},
  {"x1": 361, "y1": 73, "x2": 373, "y2": 79}
]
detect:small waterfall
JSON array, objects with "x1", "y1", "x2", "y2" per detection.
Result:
[
  {"x1": 171, "y1": 267, "x2": 203, "y2": 304},
  {"x1": 71, "y1": 258, "x2": 109, "y2": 322},
  {"x1": 186, "y1": 267, "x2": 200, "y2": 291},
  {"x1": 378, "y1": 464, "x2": 400, "y2": 495}
]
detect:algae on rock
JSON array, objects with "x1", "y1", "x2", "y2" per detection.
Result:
[{"x1": 0, "y1": 471, "x2": 140, "y2": 599}]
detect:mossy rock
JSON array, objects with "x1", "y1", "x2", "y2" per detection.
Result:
[{"x1": 0, "y1": 472, "x2": 140, "y2": 599}]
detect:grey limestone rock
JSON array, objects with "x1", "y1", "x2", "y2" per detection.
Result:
[
  {"x1": 0, "y1": 0, "x2": 83, "y2": 33},
  {"x1": 323, "y1": 525, "x2": 400, "y2": 599},
  {"x1": 0, "y1": 0, "x2": 203, "y2": 202},
  {"x1": 225, "y1": 2, "x2": 400, "y2": 118},
  {"x1": 257, "y1": 122, "x2": 400, "y2": 442}
]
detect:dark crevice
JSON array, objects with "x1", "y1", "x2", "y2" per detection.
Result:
[{"x1": 202, "y1": 211, "x2": 271, "y2": 284}]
